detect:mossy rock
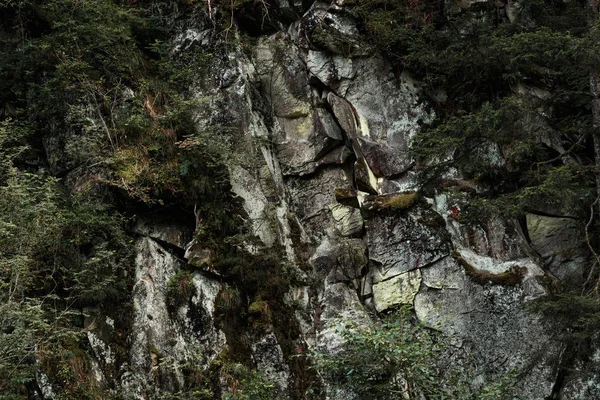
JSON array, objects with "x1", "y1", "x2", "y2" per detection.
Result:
[
  {"x1": 248, "y1": 299, "x2": 270, "y2": 316},
  {"x1": 452, "y1": 251, "x2": 526, "y2": 286},
  {"x1": 362, "y1": 191, "x2": 418, "y2": 212}
]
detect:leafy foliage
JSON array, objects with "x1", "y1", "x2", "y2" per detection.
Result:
[
  {"x1": 308, "y1": 306, "x2": 515, "y2": 399},
  {"x1": 222, "y1": 363, "x2": 275, "y2": 400},
  {"x1": 531, "y1": 291, "x2": 600, "y2": 355},
  {"x1": 0, "y1": 120, "x2": 131, "y2": 398},
  {"x1": 344, "y1": 0, "x2": 594, "y2": 201},
  {"x1": 166, "y1": 270, "x2": 196, "y2": 312},
  {"x1": 0, "y1": 2, "x2": 147, "y2": 393},
  {"x1": 2, "y1": 1, "x2": 273, "y2": 397},
  {"x1": 342, "y1": 1, "x2": 600, "y2": 391}
]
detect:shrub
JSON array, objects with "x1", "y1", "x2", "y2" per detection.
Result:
[
  {"x1": 166, "y1": 270, "x2": 196, "y2": 312},
  {"x1": 222, "y1": 363, "x2": 275, "y2": 400},
  {"x1": 308, "y1": 306, "x2": 515, "y2": 399}
]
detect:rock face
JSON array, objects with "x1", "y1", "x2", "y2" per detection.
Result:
[
  {"x1": 123, "y1": 233, "x2": 225, "y2": 398},
  {"x1": 64, "y1": 2, "x2": 594, "y2": 399}
]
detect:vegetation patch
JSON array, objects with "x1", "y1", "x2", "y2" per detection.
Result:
[
  {"x1": 166, "y1": 270, "x2": 196, "y2": 313},
  {"x1": 363, "y1": 191, "x2": 418, "y2": 212},
  {"x1": 382, "y1": 192, "x2": 418, "y2": 209},
  {"x1": 221, "y1": 362, "x2": 275, "y2": 400},
  {"x1": 307, "y1": 305, "x2": 516, "y2": 399},
  {"x1": 452, "y1": 251, "x2": 526, "y2": 286}
]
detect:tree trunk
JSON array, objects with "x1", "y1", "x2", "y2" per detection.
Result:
[
  {"x1": 589, "y1": 0, "x2": 600, "y2": 216},
  {"x1": 591, "y1": 74, "x2": 600, "y2": 214}
]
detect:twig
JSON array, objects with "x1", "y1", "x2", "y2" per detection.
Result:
[
  {"x1": 537, "y1": 133, "x2": 588, "y2": 166},
  {"x1": 583, "y1": 260, "x2": 598, "y2": 295},
  {"x1": 584, "y1": 195, "x2": 600, "y2": 294}
]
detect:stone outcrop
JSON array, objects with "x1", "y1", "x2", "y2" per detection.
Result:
[{"x1": 55, "y1": 2, "x2": 596, "y2": 399}]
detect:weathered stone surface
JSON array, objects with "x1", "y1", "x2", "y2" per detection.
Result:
[
  {"x1": 303, "y1": 4, "x2": 367, "y2": 57},
  {"x1": 319, "y1": 282, "x2": 371, "y2": 337},
  {"x1": 314, "y1": 280, "x2": 371, "y2": 400},
  {"x1": 253, "y1": 42, "x2": 353, "y2": 176},
  {"x1": 309, "y1": 237, "x2": 339, "y2": 278},
  {"x1": 273, "y1": 115, "x2": 317, "y2": 175},
  {"x1": 36, "y1": 370, "x2": 56, "y2": 400},
  {"x1": 353, "y1": 157, "x2": 378, "y2": 194},
  {"x1": 314, "y1": 108, "x2": 345, "y2": 158},
  {"x1": 562, "y1": 356, "x2": 600, "y2": 400},
  {"x1": 414, "y1": 258, "x2": 557, "y2": 399},
  {"x1": 113, "y1": 5, "x2": 583, "y2": 398},
  {"x1": 455, "y1": 247, "x2": 545, "y2": 292},
  {"x1": 346, "y1": 65, "x2": 433, "y2": 152},
  {"x1": 307, "y1": 50, "x2": 354, "y2": 88},
  {"x1": 184, "y1": 239, "x2": 215, "y2": 270},
  {"x1": 329, "y1": 238, "x2": 367, "y2": 284},
  {"x1": 128, "y1": 237, "x2": 187, "y2": 393},
  {"x1": 254, "y1": 39, "x2": 317, "y2": 176},
  {"x1": 188, "y1": 274, "x2": 226, "y2": 360},
  {"x1": 527, "y1": 213, "x2": 587, "y2": 279},
  {"x1": 329, "y1": 203, "x2": 363, "y2": 237},
  {"x1": 126, "y1": 233, "x2": 225, "y2": 396},
  {"x1": 133, "y1": 219, "x2": 189, "y2": 249},
  {"x1": 377, "y1": 173, "x2": 419, "y2": 194},
  {"x1": 372, "y1": 269, "x2": 422, "y2": 312},
  {"x1": 327, "y1": 92, "x2": 359, "y2": 138},
  {"x1": 420, "y1": 256, "x2": 463, "y2": 290},
  {"x1": 231, "y1": 165, "x2": 278, "y2": 246},
  {"x1": 367, "y1": 211, "x2": 450, "y2": 283},
  {"x1": 315, "y1": 107, "x2": 344, "y2": 139},
  {"x1": 315, "y1": 145, "x2": 352, "y2": 168},
  {"x1": 286, "y1": 167, "x2": 351, "y2": 236},
  {"x1": 356, "y1": 137, "x2": 411, "y2": 178},
  {"x1": 433, "y1": 193, "x2": 527, "y2": 261},
  {"x1": 255, "y1": 39, "x2": 310, "y2": 119},
  {"x1": 251, "y1": 333, "x2": 291, "y2": 398},
  {"x1": 310, "y1": 236, "x2": 366, "y2": 284}
]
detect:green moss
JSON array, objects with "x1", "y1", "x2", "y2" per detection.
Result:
[
  {"x1": 364, "y1": 192, "x2": 419, "y2": 212},
  {"x1": 248, "y1": 299, "x2": 269, "y2": 316},
  {"x1": 248, "y1": 299, "x2": 272, "y2": 331},
  {"x1": 383, "y1": 192, "x2": 418, "y2": 209},
  {"x1": 148, "y1": 344, "x2": 163, "y2": 359}
]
